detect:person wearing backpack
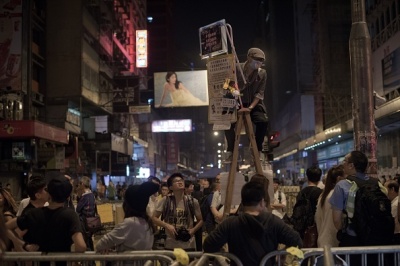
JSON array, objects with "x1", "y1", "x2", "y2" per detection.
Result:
[
  {"x1": 152, "y1": 173, "x2": 203, "y2": 251},
  {"x1": 290, "y1": 166, "x2": 323, "y2": 240},
  {"x1": 330, "y1": 151, "x2": 394, "y2": 265}
]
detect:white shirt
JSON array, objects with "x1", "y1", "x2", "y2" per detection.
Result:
[
  {"x1": 16, "y1": 198, "x2": 30, "y2": 216},
  {"x1": 16, "y1": 198, "x2": 49, "y2": 216},
  {"x1": 315, "y1": 190, "x2": 339, "y2": 247},
  {"x1": 272, "y1": 190, "x2": 286, "y2": 219},
  {"x1": 146, "y1": 194, "x2": 159, "y2": 217},
  {"x1": 210, "y1": 191, "x2": 222, "y2": 208},
  {"x1": 391, "y1": 196, "x2": 400, "y2": 234}
]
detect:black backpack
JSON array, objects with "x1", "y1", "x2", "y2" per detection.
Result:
[
  {"x1": 290, "y1": 187, "x2": 318, "y2": 236},
  {"x1": 346, "y1": 176, "x2": 394, "y2": 245}
]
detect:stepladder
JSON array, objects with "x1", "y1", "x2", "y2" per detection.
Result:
[{"x1": 222, "y1": 110, "x2": 265, "y2": 218}]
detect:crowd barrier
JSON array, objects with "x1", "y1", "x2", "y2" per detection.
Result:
[
  {"x1": 260, "y1": 245, "x2": 400, "y2": 266},
  {"x1": 2, "y1": 251, "x2": 243, "y2": 266}
]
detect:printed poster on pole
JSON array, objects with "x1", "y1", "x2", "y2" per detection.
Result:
[{"x1": 207, "y1": 54, "x2": 237, "y2": 125}]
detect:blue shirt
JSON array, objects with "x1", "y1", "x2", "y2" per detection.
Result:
[{"x1": 329, "y1": 172, "x2": 368, "y2": 235}]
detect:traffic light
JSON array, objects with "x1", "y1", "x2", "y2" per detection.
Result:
[{"x1": 266, "y1": 131, "x2": 280, "y2": 161}]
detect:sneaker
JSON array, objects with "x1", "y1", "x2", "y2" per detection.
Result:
[{"x1": 223, "y1": 152, "x2": 233, "y2": 164}]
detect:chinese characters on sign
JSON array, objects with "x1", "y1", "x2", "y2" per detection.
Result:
[
  {"x1": 207, "y1": 54, "x2": 237, "y2": 126},
  {"x1": 136, "y1": 30, "x2": 147, "y2": 68},
  {"x1": 199, "y1": 19, "x2": 227, "y2": 59}
]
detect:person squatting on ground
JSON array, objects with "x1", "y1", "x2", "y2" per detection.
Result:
[
  {"x1": 152, "y1": 173, "x2": 203, "y2": 251},
  {"x1": 203, "y1": 181, "x2": 302, "y2": 266},
  {"x1": 224, "y1": 47, "x2": 269, "y2": 164}
]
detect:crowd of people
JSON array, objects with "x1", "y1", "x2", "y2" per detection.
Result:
[{"x1": 0, "y1": 150, "x2": 399, "y2": 266}]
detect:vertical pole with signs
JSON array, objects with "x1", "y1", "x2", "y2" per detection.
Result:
[{"x1": 199, "y1": 20, "x2": 263, "y2": 221}]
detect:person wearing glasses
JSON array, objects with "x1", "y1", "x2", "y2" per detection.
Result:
[
  {"x1": 152, "y1": 173, "x2": 203, "y2": 251},
  {"x1": 330, "y1": 151, "x2": 392, "y2": 265},
  {"x1": 223, "y1": 47, "x2": 269, "y2": 164}
]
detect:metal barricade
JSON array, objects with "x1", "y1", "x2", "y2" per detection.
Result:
[
  {"x1": 2, "y1": 251, "x2": 176, "y2": 266},
  {"x1": 2, "y1": 251, "x2": 243, "y2": 266},
  {"x1": 302, "y1": 246, "x2": 400, "y2": 266},
  {"x1": 323, "y1": 245, "x2": 335, "y2": 266},
  {"x1": 187, "y1": 252, "x2": 243, "y2": 266},
  {"x1": 259, "y1": 249, "x2": 288, "y2": 266},
  {"x1": 260, "y1": 245, "x2": 400, "y2": 266}
]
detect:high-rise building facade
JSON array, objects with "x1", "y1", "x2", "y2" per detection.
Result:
[
  {"x1": 0, "y1": 0, "x2": 151, "y2": 197},
  {"x1": 268, "y1": 0, "x2": 400, "y2": 180}
]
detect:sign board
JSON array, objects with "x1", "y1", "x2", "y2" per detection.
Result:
[
  {"x1": 129, "y1": 105, "x2": 151, "y2": 114},
  {"x1": 199, "y1": 19, "x2": 228, "y2": 59},
  {"x1": 152, "y1": 119, "x2": 192, "y2": 132},
  {"x1": 0, "y1": 1, "x2": 23, "y2": 92},
  {"x1": 207, "y1": 54, "x2": 237, "y2": 124},
  {"x1": 154, "y1": 70, "x2": 209, "y2": 108},
  {"x1": 136, "y1": 30, "x2": 147, "y2": 68}
]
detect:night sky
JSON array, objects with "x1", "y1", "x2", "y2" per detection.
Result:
[{"x1": 172, "y1": 0, "x2": 263, "y2": 71}]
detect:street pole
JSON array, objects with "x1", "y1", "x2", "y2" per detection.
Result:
[{"x1": 349, "y1": 0, "x2": 377, "y2": 176}]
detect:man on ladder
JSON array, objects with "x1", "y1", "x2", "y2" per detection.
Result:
[{"x1": 223, "y1": 47, "x2": 269, "y2": 167}]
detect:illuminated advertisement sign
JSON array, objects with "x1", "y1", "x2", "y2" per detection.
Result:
[
  {"x1": 154, "y1": 70, "x2": 209, "y2": 108},
  {"x1": 167, "y1": 133, "x2": 179, "y2": 163},
  {"x1": 0, "y1": 2, "x2": 23, "y2": 92},
  {"x1": 136, "y1": 30, "x2": 147, "y2": 68},
  {"x1": 151, "y1": 119, "x2": 192, "y2": 132}
]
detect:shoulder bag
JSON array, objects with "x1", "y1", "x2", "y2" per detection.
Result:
[{"x1": 85, "y1": 195, "x2": 102, "y2": 234}]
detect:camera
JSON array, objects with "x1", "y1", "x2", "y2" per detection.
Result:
[{"x1": 175, "y1": 227, "x2": 191, "y2": 242}]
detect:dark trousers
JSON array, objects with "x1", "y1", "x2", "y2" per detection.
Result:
[
  {"x1": 394, "y1": 233, "x2": 400, "y2": 244},
  {"x1": 194, "y1": 224, "x2": 203, "y2": 251},
  {"x1": 80, "y1": 218, "x2": 94, "y2": 251},
  {"x1": 338, "y1": 233, "x2": 362, "y2": 266},
  {"x1": 224, "y1": 109, "x2": 268, "y2": 152}
]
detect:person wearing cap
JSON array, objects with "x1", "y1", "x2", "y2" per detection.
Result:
[
  {"x1": 6, "y1": 174, "x2": 86, "y2": 253},
  {"x1": 152, "y1": 173, "x2": 203, "y2": 251},
  {"x1": 223, "y1": 47, "x2": 269, "y2": 164},
  {"x1": 96, "y1": 182, "x2": 159, "y2": 253}
]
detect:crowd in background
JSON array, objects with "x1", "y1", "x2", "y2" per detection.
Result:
[{"x1": 0, "y1": 150, "x2": 399, "y2": 266}]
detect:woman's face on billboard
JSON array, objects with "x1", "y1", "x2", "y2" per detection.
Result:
[{"x1": 168, "y1": 74, "x2": 177, "y2": 84}]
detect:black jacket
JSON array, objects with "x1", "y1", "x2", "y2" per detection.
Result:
[{"x1": 204, "y1": 211, "x2": 302, "y2": 266}]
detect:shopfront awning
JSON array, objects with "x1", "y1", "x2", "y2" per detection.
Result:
[{"x1": 0, "y1": 120, "x2": 69, "y2": 144}]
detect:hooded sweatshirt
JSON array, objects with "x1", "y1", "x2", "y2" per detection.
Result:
[{"x1": 204, "y1": 211, "x2": 302, "y2": 266}]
